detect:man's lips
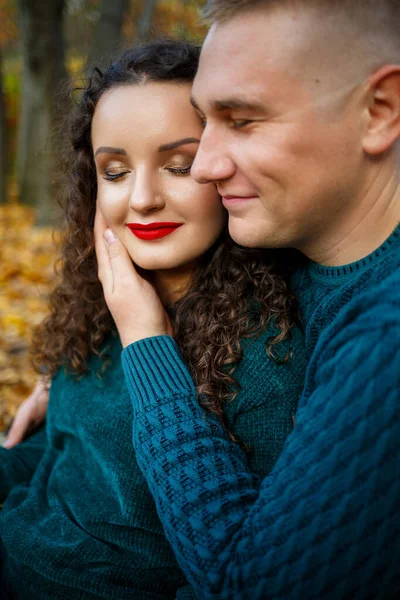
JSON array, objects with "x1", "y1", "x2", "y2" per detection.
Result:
[
  {"x1": 221, "y1": 195, "x2": 257, "y2": 207},
  {"x1": 126, "y1": 222, "x2": 183, "y2": 241}
]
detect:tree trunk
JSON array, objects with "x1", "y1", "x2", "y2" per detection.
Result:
[
  {"x1": 16, "y1": 0, "x2": 68, "y2": 225},
  {"x1": 0, "y1": 48, "x2": 7, "y2": 205},
  {"x1": 136, "y1": 0, "x2": 158, "y2": 41},
  {"x1": 87, "y1": 0, "x2": 130, "y2": 71}
]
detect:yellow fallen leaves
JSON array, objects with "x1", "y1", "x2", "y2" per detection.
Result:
[{"x1": 0, "y1": 204, "x2": 59, "y2": 431}]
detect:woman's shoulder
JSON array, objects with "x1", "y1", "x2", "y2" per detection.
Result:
[
  {"x1": 226, "y1": 322, "x2": 306, "y2": 418},
  {"x1": 51, "y1": 332, "x2": 123, "y2": 386}
]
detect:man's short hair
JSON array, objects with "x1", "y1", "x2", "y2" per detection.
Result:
[
  {"x1": 203, "y1": 0, "x2": 400, "y2": 63},
  {"x1": 203, "y1": 0, "x2": 399, "y2": 23}
]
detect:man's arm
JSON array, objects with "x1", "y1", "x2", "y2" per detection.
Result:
[
  {"x1": 0, "y1": 425, "x2": 47, "y2": 503},
  {"x1": 122, "y1": 288, "x2": 400, "y2": 599}
]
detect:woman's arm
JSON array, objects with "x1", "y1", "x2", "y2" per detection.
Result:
[{"x1": 0, "y1": 424, "x2": 47, "y2": 503}]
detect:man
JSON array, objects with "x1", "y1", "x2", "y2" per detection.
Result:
[{"x1": 11, "y1": 0, "x2": 400, "y2": 597}]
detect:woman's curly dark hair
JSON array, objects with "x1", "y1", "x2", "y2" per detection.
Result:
[{"x1": 32, "y1": 40, "x2": 298, "y2": 439}]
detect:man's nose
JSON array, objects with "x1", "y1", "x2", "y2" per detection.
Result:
[
  {"x1": 191, "y1": 129, "x2": 235, "y2": 184},
  {"x1": 129, "y1": 172, "x2": 164, "y2": 213}
]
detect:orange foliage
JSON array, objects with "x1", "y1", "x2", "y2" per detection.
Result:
[
  {"x1": 122, "y1": 0, "x2": 208, "y2": 43},
  {"x1": 154, "y1": 0, "x2": 208, "y2": 39},
  {"x1": 0, "y1": 0, "x2": 18, "y2": 48},
  {"x1": 0, "y1": 204, "x2": 58, "y2": 430}
]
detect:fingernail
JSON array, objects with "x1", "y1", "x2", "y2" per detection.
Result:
[
  {"x1": 3, "y1": 440, "x2": 11, "y2": 448},
  {"x1": 104, "y1": 229, "x2": 117, "y2": 245}
]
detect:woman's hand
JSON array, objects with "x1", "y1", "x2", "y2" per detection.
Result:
[
  {"x1": 4, "y1": 377, "x2": 49, "y2": 448},
  {"x1": 94, "y1": 207, "x2": 172, "y2": 348}
]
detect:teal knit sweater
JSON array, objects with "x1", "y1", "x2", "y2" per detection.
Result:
[
  {"x1": 121, "y1": 225, "x2": 400, "y2": 599},
  {"x1": 0, "y1": 323, "x2": 305, "y2": 599}
]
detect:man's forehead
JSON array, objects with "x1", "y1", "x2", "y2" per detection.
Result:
[
  {"x1": 193, "y1": 30, "x2": 277, "y2": 108},
  {"x1": 195, "y1": 10, "x2": 311, "y2": 88},
  {"x1": 194, "y1": 6, "x2": 354, "y2": 108}
]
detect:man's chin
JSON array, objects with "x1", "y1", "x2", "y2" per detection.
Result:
[{"x1": 228, "y1": 220, "x2": 283, "y2": 249}]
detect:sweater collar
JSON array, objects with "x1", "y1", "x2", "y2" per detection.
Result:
[{"x1": 306, "y1": 222, "x2": 400, "y2": 281}]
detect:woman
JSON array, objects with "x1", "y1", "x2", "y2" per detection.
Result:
[{"x1": 0, "y1": 41, "x2": 306, "y2": 599}]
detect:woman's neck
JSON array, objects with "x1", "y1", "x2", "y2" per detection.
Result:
[{"x1": 152, "y1": 261, "x2": 199, "y2": 306}]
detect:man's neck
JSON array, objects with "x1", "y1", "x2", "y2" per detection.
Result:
[{"x1": 304, "y1": 165, "x2": 400, "y2": 267}]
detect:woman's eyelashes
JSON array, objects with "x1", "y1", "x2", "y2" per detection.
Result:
[
  {"x1": 166, "y1": 165, "x2": 192, "y2": 176},
  {"x1": 102, "y1": 165, "x2": 192, "y2": 180},
  {"x1": 103, "y1": 170, "x2": 130, "y2": 181},
  {"x1": 98, "y1": 160, "x2": 131, "y2": 182},
  {"x1": 99, "y1": 156, "x2": 193, "y2": 182}
]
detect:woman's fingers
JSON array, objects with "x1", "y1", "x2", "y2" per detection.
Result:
[
  {"x1": 103, "y1": 228, "x2": 141, "y2": 293},
  {"x1": 4, "y1": 402, "x2": 34, "y2": 448},
  {"x1": 3, "y1": 378, "x2": 49, "y2": 448}
]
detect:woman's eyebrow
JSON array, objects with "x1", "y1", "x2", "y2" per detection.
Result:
[
  {"x1": 94, "y1": 146, "x2": 127, "y2": 157},
  {"x1": 158, "y1": 138, "x2": 200, "y2": 152}
]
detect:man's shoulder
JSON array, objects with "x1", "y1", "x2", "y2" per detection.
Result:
[
  {"x1": 355, "y1": 235, "x2": 400, "y2": 290},
  {"x1": 301, "y1": 266, "x2": 399, "y2": 411},
  {"x1": 314, "y1": 267, "x2": 399, "y2": 372},
  {"x1": 297, "y1": 235, "x2": 400, "y2": 407},
  {"x1": 350, "y1": 263, "x2": 400, "y2": 317}
]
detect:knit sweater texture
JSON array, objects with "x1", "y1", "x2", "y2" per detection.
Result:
[
  {"x1": 122, "y1": 225, "x2": 400, "y2": 600},
  {"x1": 0, "y1": 323, "x2": 305, "y2": 599}
]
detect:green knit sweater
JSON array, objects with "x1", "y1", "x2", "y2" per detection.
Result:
[{"x1": 0, "y1": 323, "x2": 306, "y2": 599}]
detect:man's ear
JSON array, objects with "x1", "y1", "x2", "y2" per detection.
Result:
[{"x1": 362, "y1": 65, "x2": 400, "y2": 155}]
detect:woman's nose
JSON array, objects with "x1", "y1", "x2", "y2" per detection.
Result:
[{"x1": 128, "y1": 172, "x2": 165, "y2": 213}]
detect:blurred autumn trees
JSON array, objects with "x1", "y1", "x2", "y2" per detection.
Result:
[
  {"x1": 0, "y1": 48, "x2": 6, "y2": 205},
  {"x1": 16, "y1": 0, "x2": 69, "y2": 224},
  {"x1": 0, "y1": 0, "x2": 207, "y2": 224}
]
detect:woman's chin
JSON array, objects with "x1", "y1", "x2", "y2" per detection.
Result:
[{"x1": 130, "y1": 257, "x2": 191, "y2": 273}]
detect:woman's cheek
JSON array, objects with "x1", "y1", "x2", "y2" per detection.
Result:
[
  {"x1": 193, "y1": 184, "x2": 225, "y2": 225},
  {"x1": 97, "y1": 189, "x2": 127, "y2": 228}
]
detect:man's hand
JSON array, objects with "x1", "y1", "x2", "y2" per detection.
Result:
[
  {"x1": 4, "y1": 376, "x2": 49, "y2": 448},
  {"x1": 94, "y1": 207, "x2": 172, "y2": 348}
]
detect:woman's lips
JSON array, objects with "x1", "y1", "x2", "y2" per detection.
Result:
[{"x1": 126, "y1": 222, "x2": 183, "y2": 241}]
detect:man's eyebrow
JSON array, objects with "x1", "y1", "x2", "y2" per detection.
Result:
[
  {"x1": 158, "y1": 138, "x2": 200, "y2": 152},
  {"x1": 213, "y1": 98, "x2": 266, "y2": 112},
  {"x1": 94, "y1": 146, "x2": 127, "y2": 158},
  {"x1": 191, "y1": 94, "x2": 266, "y2": 114}
]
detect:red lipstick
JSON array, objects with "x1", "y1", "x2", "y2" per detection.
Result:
[{"x1": 127, "y1": 222, "x2": 183, "y2": 241}]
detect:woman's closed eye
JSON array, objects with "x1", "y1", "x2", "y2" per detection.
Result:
[
  {"x1": 102, "y1": 169, "x2": 131, "y2": 182},
  {"x1": 165, "y1": 157, "x2": 193, "y2": 176},
  {"x1": 166, "y1": 165, "x2": 192, "y2": 176}
]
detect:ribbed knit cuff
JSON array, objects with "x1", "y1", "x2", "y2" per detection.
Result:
[{"x1": 121, "y1": 336, "x2": 197, "y2": 410}]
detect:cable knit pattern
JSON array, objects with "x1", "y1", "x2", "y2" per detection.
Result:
[
  {"x1": 122, "y1": 225, "x2": 400, "y2": 599},
  {"x1": 0, "y1": 321, "x2": 305, "y2": 599}
]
